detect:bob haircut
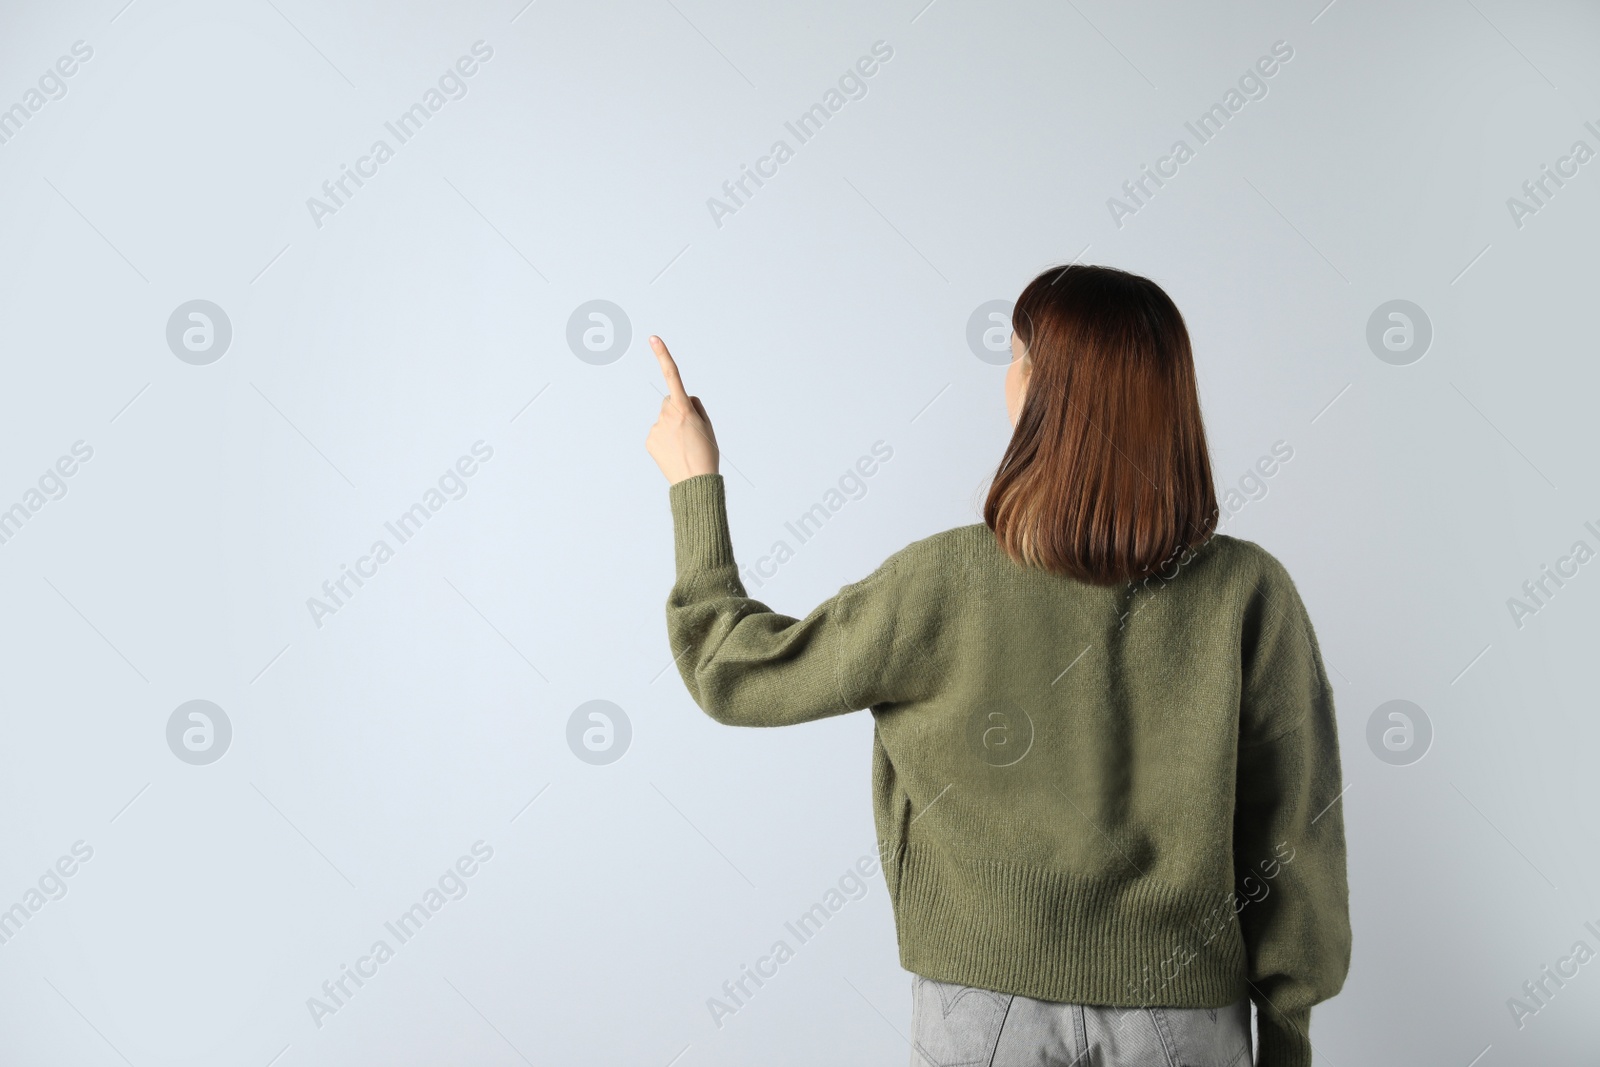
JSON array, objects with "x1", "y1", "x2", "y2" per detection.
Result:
[{"x1": 984, "y1": 264, "x2": 1218, "y2": 585}]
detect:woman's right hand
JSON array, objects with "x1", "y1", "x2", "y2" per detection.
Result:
[{"x1": 645, "y1": 335, "x2": 720, "y2": 485}]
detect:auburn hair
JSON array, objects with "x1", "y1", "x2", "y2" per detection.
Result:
[{"x1": 983, "y1": 264, "x2": 1218, "y2": 585}]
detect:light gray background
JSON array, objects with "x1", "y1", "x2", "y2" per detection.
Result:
[{"x1": 1, "y1": 0, "x2": 1597, "y2": 1063}]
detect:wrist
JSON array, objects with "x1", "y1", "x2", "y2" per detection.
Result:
[{"x1": 671, "y1": 464, "x2": 719, "y2": 485}]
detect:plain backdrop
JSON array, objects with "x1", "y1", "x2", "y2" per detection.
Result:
[{"x1": 1, "y1": 0, "x2": 1598, "y2": 1064}]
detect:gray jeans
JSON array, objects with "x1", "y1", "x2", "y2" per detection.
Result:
[{"x1": 910, "y1": 975, "x2": 1252, "y2": 1067}]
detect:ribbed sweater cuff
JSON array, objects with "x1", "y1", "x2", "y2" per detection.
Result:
[
  {"x1": 668, "y1": 473, "x2": 735, "y2": 575},
  {"x1": 1256, "y1": 1006, "x2": 1312, "y2": 1067}
]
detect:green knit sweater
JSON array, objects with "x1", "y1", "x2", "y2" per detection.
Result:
[{"x1": 666, "y1": 474, "x2": 1351, "y2": 1067}]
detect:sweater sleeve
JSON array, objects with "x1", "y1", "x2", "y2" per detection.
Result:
[
  {"x1": 1232, "y1": 559, "x2": 1352, "y2": 1067},
  {"x1": 664, "y1": 473, "x2": 927, "y2": 726}
]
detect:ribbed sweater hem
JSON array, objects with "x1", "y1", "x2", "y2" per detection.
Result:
[{"x1": 892, "y1": 841, "x2": 1249, "y2": 1008}]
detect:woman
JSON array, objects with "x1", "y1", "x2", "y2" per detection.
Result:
[{"x1": 646, "y1": 263, "x2": 1351, "y2": 1067}]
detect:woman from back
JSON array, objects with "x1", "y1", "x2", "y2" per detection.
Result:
[{"x1": 645, "y1": 262, "x2": 1351, "y2": 1067}]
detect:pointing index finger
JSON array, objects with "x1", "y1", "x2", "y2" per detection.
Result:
[{"x1": 650, "y1": 335, "x2": 690, "y2": 404}]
